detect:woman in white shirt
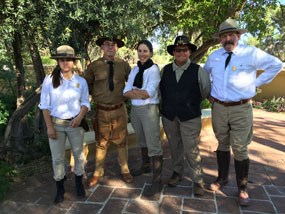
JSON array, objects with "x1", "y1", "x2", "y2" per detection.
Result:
[
  {"x1": 123, "y1": 40, "x2": 163, "y2": 197},
  {"x1": 39, "y1": 45, "x2": 90, "y2": 204}
]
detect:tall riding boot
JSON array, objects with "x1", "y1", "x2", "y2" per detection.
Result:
[
  {"x1": 210, "y1": 150, "x2": 230, "y2": 191},
  {"x1": 235, "y1": 159, "x2": 250, "y2": 206},
  {"x1": 54, "y1": 177, "x2": 65, "y2": 204},
  {"x1": 132, "y1": 147, "x2": 151, "y2": 176},
  {"x1": 143, "y1": 155, "x2": 163, "y2": 197},
  {"x1": 75, "y1": 175, "x2": 86, "y2": 198}
]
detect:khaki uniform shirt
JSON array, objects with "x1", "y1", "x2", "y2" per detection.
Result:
[{"x1": 85, "y1": 57, "x2": 131, "y2": 104}]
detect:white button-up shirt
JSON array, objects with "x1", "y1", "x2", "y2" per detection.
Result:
[
  {"x1": 204, "y1": 44, "x2": 283, "y2": 102},
  {"x1": 39, "y1": 72, "x2": 91, "y2": 119},
  {"x1": 123, "y1": 64, "x2": 160, "y2": 106}
]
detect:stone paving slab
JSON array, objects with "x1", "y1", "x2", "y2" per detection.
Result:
[{"x1": 0, "y1": 109, "x2": 284, "y2": 214}]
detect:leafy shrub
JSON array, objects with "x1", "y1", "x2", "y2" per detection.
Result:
[
  {"x1": 253, "y1": 97, "x2": 285, "y2": 112},
  {"x1": 0, "y1": 161, "x2": 18, "y2": 201},
  {"x1": 0, "y1": 95, "x2": 16, "y2": 136},
  {"x1": 201, "y1": 99, "x2": 211, "y2": 109}
]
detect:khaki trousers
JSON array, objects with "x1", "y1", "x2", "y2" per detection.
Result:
[
  {"x1": 93, "y1": 104, "x2": 130, "y2": 176},
  {"x1": 212, "y1": 102, "x2": 253, "y2": 161},
  {"x1": 162, "y1": 116, "x2": 203, "y2": 184}
]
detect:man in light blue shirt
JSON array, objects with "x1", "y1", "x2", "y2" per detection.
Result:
[{"x1": 204, "y1": 18, "x2": 283, "y2": 206}]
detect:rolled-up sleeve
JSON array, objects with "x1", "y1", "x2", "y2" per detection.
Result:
[
  {"x1": 254, "y1": 48, "x2": 283, "y2": 87},
  {"x1": 80, "y1": 78, "x2": 91, "y2": 110},
  {"x1": 38, "y1": 75, "x2": 52, "y2": 111}
]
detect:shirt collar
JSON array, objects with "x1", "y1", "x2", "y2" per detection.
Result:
[
  {"x1": 222, "y1": 43, "x2": 241, "y2": 56},
  {"x1": 172, "y1": 58, "x2": 191, "y2": 71},
  {"x1": 60, "y1": 71, "x2": 75, "y2": 81}
]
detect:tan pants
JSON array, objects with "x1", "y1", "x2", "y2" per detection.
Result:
[
  {"x1": 212, "y1": 102, "x2": 253, "y2": 161},
  {"x1": 162, "y1": 116, "x2": 204, "y2": 184},
  {"x1": 93, "y1": 103, "x2": 130, "y2": 176}
]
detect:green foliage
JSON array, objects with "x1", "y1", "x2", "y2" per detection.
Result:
[
  {"x1": 201, "y1": 99, "x2": 211, "y2": 109},
  {"x1": 0, "y1": 94, "x2": 17, "y2": 136},
  {"x1": 0, "y1": 161, "x2": 17, "y2": 201},
  {"x1": 253, "y1": 97, "x2": 285, "y2": 112}
]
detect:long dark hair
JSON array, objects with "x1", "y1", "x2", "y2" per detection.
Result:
[{"x1": 51, "y1": 64, "x2": 62, "y2": 88}]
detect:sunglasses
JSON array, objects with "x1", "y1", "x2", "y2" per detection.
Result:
[
  {"x1": 58, "y1": 58, "x2": 74, "y2": 62},
  {"x1": 174, "y1": 48, "x2": 189, "y2": 53}
]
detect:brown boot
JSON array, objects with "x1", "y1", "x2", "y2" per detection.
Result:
[
  {"x1": 88, "y1": 176, "x2": 101, "y2": 187},
  {"x1": 168, "y1": 171, "x2": 183, "y2": 187},
  {"x1": 235, "y1": 159, "x2": 250, "y2": 206},
  {"x1": 132, "y1": 147, "x2": 151, "y2": 176},
  {"x1": 209, "y1": 150, "x2": 230, "y2": 191},
  {"x1": 143, "y1": 156, "x2": 163, "y2": 197},
  {"x1": 121, "y1": 173, "x2": 133, "y2": 183}
]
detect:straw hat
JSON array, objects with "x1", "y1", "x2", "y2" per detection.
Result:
[
  {"x1": 213, "y1": 18, "x2": 247, "y2": 39},
  {"x1": 50, "y1": 45, "x2": 81, "y2": 59}
]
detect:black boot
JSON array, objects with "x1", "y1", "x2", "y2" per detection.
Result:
[
  {"x1": 54, "y1": 178, "x2": 65, "y2": 204},
  {"x1": 132, "y1": 147, "x2": 151, "y2": 176},
  {"x1": 143, "y1": 155, "x2": 163, "y2": 197},
  {"x1": 210, "y1": 150, "x2": 230, "y2": 191},
  {"x1": 235, "y1": 159, "x2": 250, "y2": 206},
  {"x1": 75, "y1": 175, "x2": 86, "y2": 198}
]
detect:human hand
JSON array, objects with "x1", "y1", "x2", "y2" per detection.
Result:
[
  {"x1": 47, "y1": 126, "x2": 56, "y2": 139},
  {"x1": 70, "y1": 116, "x2": 82, "y2": 128}
]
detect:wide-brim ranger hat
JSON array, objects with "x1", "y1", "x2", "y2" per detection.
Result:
[
  {"x1": 50, "y1": 45, "x2": 81, "y2": 59},
  {"x1": 96, "y1": 37, "x2": 125, "y2": 48},
  {"x1": 167, "y1": 35, "x2": 197, "y2": 56},
  {"x1": 213, "y1": 18, "x2": 247, "y2": 39}
]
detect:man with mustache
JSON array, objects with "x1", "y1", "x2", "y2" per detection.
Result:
[{"x1": 204, "y1": 18, "x2": 282, "y2": 206}]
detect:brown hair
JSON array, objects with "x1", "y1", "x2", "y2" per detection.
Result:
[{"x1": 51, "y1": 65, "x2": 62, "y2": 88}]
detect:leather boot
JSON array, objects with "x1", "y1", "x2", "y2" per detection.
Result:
[
  {"x1": 132, "y1": 147, "x2": 151, "y2": 176},
  {"x1": 54, "y1": 177, "x2": 65, "y2": 204},
  {"x1": 143, "y1": 155, "x2": 163, "y2": 197},
  {"x1": 235, "y1": 159, "x2": 250, "y2": 206},
  {"x1": 75, "y1": 175, "x2": 86, "y2": 198},
  {"x1": 210, "y1": 150, "x2": 230, "y2": 191}
]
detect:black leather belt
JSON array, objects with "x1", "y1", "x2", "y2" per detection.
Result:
[{"x1": 212, "y1": 97, "x2": 251, "y2": 107}]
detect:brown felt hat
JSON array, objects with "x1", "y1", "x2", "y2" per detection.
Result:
[{"x1": 96, "y1": 37, "x2": 125, "y2": 48}]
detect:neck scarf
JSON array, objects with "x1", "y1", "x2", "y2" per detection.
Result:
[{"x1": 133, "y1": 59, "x2": 154, "y2": 88}]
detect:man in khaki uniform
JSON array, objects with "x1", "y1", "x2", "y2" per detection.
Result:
[{"x1": 85, "y1": 37, "x2": 133, "y2": 186}]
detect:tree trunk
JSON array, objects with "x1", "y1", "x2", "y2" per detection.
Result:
[
  {"x1": 191, "y1": 39, "x2": 220, "y2": 63},
  {"x1": 28, "y1": 42, "x2": 46, "y2": 145},
  {"x1": 3, "y1": 89, "x2": 41, "y2": 151},
  {"x1": 12, "y1": 32, "x2": 26, "y2": 108}
]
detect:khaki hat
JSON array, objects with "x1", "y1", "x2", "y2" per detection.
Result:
[
  {"x1": 213, "y1": 18, "x2": 247, "y2": 39},
  {"x1": 96, "y1": 37, "x2": 125, "y2": 48},
  {"x1": 50, "y1": 45, "x2": 81, "y2": 59},
  {"x1": 167, "y1": 35, "x2": 197, "y2": 56}
]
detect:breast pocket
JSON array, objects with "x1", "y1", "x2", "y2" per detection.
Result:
[{"x1": 95, "y1": 71, "x2": 108, "y2": 80}]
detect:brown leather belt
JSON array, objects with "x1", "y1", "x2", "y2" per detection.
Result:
[
  {"x1": 212, "y1": 97, "x2": 251, "y2": 107},
  {"x1": 97, "y1": 102, "x2": 124, "y2": 111}
]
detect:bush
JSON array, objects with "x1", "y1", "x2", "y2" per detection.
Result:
[
  {"x1": 253, "y1": 97, "x2": 285, "y2": 112},
  {"x1": 0, "y1": 161, "x2": 17, "y2": 201},
  {"x1": 0, "y1": 94, "x2": 16, "y2": 137}
]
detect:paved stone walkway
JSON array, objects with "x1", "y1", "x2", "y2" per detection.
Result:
[{"x1": 0, "y1": 109, "x2": 284, "y2": 213}]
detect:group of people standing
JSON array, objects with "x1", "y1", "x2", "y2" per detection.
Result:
[{"x1": 39, "y1": 18, "x2": 283, "y2": 206}]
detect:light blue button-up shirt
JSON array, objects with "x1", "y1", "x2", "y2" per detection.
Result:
[{"x1": 204, "y1": 44, "x2": 283, "y2": 102}]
